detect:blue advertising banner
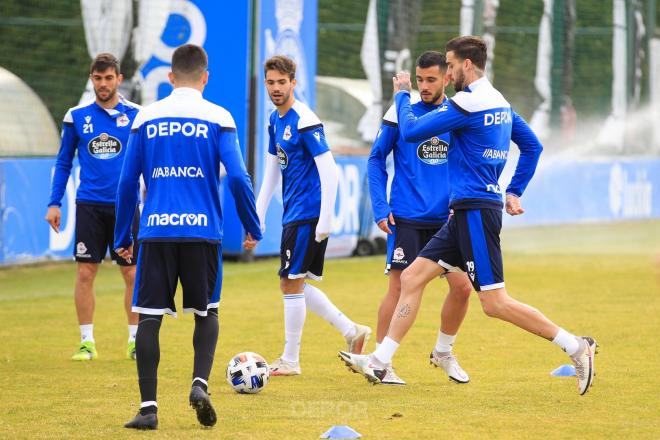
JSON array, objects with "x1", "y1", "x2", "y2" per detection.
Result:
[
  {"x1": 139, "y1": 0, "x2": 252, "y2": 254},
  {"x1": 502, "y1": 158, "x2": 660, "y2": 226},
  {"x1": 254, "y1": 0, "x2": 320, "y2": 256},
  {"x1": 0, "y1": 158, "x2": 79, "y2": 265}
]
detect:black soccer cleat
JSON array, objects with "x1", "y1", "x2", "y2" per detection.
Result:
[
  {"x1": 124, "y1": 411, "x2": 158, "y2": 430},
  {"x1": 189, "y1": 385, "x2": 217, "y2": 427}
]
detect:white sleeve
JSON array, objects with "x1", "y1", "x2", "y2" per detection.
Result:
[
  {"x1": 313, "y1": 151, "x2": 338, "y2": 242},
  {"x1": 255, "y1": 153, "x2": 281, "y2": 232}
]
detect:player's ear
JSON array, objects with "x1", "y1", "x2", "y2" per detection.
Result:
[
  {"x1": 202, "y1": 71, "x2": 209, "y2": 86},
  {"x1": 168, "y1": 71, "x2": 176, "y2": 86},
  {"x1": 117, "y1": 73, "x2": 124, "y2": 85},
  {"x1": 291, "y1": 78, "x2": 297, "y2": 88}
]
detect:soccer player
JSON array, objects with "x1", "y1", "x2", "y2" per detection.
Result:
[
  {"x1": 256, "y1": 55, "x2": 371, "y2": 376},
  {"x1": 340, "y1": 36, "x2": 597, "y2": 396},
  {"x1": 45, "y1": 53, "x2": 141, "y2": 361},
  {"x1": 368, "y1": 51, "x2": 473, "y2": 386},
  {"x1": 114, "y1": 44, "x2": 262, "y2": 430}
]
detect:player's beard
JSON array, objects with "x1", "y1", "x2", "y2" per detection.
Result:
[
  {"x1": 270, "y1": 88, "x2": 291, "y2": 107},
  {"x1": 421, "y1": 89, "x2": 443, "y2": 105},
  {"x1": 95, "y1": 86, "x2": 117, "y2": 103},
  {"x1": 452, "y1": 68, "x2": 466, "y2": 92}
]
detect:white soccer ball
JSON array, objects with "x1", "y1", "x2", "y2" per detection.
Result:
[{"x1": 226, "y1": 352, "x2": 269, "y2": 394}]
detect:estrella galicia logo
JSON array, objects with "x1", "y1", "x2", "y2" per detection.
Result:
[
  {"x1": 276, "y1": 143, "x2": 288, "y2": 170},
  {"x1": 88, "y1": 132, "x2": 122, "y2": 159},
  {"x1": 417, "y1": 137, "x2": 448, "y2": 165}
]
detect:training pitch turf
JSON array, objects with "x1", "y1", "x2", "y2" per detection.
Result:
[{"x1": 1, "y1": 221, "x2": 659, "y2": 439}]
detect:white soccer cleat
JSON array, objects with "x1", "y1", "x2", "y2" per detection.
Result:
[
  {"x1": 345, "y1": 324, "x2": 372, "y2": 354},
  {"x1": 338, "y1": 351, "x2": 386, "y2": 384},
  {"x1": 381, "y1": 365, "x2": 406, "y2": 386},
  {"x1": 430, "y1": 350, "x2": 470, "y2": 384},
  {"x1": 268, "y1": 357, "x2": 301, "y2": 376},
  {"x1": 570, "y1": 336, "x2": 597, "y2": 395}
]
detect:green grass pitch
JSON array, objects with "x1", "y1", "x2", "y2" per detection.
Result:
[{"x1": 1, "y1": 221, "x2": 659, "y2": 439}]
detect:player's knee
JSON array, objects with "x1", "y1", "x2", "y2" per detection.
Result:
[
  {"x1": 450, "y1": 280, "x2": 472, "y2": 300},
  {"x1": 400, "y1": 269, "x2": 425, "y2": 294},
  {"x1": 479, "y1": 294, "x2": 503, "y2": 318},
  {"x1": 77, "y1": 264, "x2": 97, "y2": 284}
]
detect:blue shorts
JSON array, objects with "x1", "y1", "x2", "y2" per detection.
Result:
[
  {"x1": 385, "y1": 221, "x2": 443, "y2": 274},
  {"x1": 418, "y1": 208, "x2": 504, "y2": 292},
  {"x1": 132, "y1": 241, "x2": 222, "y2": 317},
  {"x1": 279, "y1": 220, "x2": 327, "y2": 280}
]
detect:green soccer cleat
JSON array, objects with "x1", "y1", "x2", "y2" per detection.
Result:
[
  {"x1": 71, "y1": 341, "x2": 98, "y2": 361},
  {"x1": 126, "y1": 341, "x2": 136, "y2": 360}
]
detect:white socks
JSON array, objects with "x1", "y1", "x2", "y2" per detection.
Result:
[
  {"x1": 303, "y1": 283, "x2": 356, "y2": 337},
  {"x1": 128, "y1": 325, "x2": 138, "y2": 343},
  {"x1": 552, "y1": 328, "x2": 580, "y2": 356},
  {"x1": 282, "y1": 294, "x2": 306, "y2": 363},
  {"x1": 372, "y1": 336, "x2": 399, "y2": 366},
  {"x1": 434, "y1": 331, "x2": 456, "y2": 354},
  {"x1": 80, "y1": 324, "x2": 94, "y2": 343}
]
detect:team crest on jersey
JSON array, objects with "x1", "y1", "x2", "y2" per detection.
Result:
[
  {"x1": 116, "y1": 114, "x2": 130, "y2": 127},
  {"x1": 276, "y1": 143, "x2": 288, "y2": 170},
  {"x1": 88, "y1": 132, "x2": 122, "y2": 159},
  {"x1": 392, "y1": 247, "x2": 407, "y2": 264},
  {"x1": 417, "y1": 137, "x2": 448, "y2": 165},
  {"x1": 283, "y1": 125, "x2": 292, "y2": 141}
]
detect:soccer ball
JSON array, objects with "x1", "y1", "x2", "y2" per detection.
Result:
[{"x1": 226, "y1": 352, "x2": 269, "y2": 394}]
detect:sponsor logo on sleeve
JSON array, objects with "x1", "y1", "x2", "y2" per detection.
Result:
[
  {"x1": 276, "y1": 143, "x2": 288, "y2": 170},
  {"x1": 417, "y1": 137, "x2": 448, "y2": 165},
  {"x1": 88, "y1": 133, "x2": 122, "y2": 159}
]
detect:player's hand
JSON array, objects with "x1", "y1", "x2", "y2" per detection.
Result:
[
  {"x1": 115, "y1": 244, "x2": 134, "y2": 264},
  {"x1": 392, "y1": 71, "x2": 412, "y2": 94},
  {"x1": 243, "y1": 232, "x2": 258, "y2": 251},
  {"x1": 45, "y1": 206, "x2": 61, "y2": 233},
  {"x1": 315, "y1": 229, "x2": 330, "y2": 243},
  {"x1": 505, "y1": 193, "x2": 525, "y2": 216},
  {"x1": 377, "y1": 213, "x2": 395, "y2": 234}
]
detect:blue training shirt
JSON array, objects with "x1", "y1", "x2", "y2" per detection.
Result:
[
  {"x1": 395, "y1": 77, "x2": 543, "y2": 210},
  {"x1": 114, "y1": 87, "x2": 262, "y2": 247},
  {"x1": 48, "y1": 97, "x2": 141, "y2": 206},
  {"x1": 268, "y1": 100, "x2": 330, "y2": 226},
  {"x1": 368, "y1": 99, "x2": 451, "y2": 227}
]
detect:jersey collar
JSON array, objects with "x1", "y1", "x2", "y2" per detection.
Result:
[
  {"x1": 171, "y1": 87, "x2": 203, "y2": 98},
  {"x1": 465, "y1": 76, "x2": 490, "y2": 93}
]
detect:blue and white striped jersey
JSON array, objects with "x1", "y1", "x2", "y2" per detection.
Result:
[
  {"x1": 48, "y1": 97, "x2": 141, "y2": 206},
  {"x1": 268, "y1": 100, "x2": 330, "y2": 226},
  {"x1": 368, "y1": 99, "x2": 450, "y2": 227},
  {"x1": 114, "y1": 87, "x2": 262, "y2": 247},
  {"x1": 395, "y1": 77, "x2": 543, "y2": 210}
]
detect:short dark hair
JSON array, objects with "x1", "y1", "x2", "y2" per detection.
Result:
[
  {"x1": 445, "y1": 36, "x2": 487, "y2": 70},
  {"x1": 264, "y1": 55, "x2": 296, "y2": 80},
  {"x1": 416, "y1": 51, "x2": 447, "y2": 70},
  {"x1": 90, "y1": 53, "x2": 120, "y2": 75},
  {"x1": 171, "y1": 44, "x2": 208, "y2": 80}
]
